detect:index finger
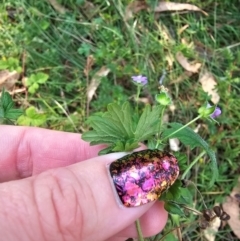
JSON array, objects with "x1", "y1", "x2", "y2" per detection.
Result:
[{"x1": 0, "y1": 125, "x2": 105, "y2": 182}]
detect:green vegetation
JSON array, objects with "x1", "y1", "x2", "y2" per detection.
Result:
[{"x1": 1, "y1": 0, "x2": 240, "y2": 240}]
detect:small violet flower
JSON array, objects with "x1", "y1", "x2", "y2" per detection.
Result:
[
  {"x1": 210, "y1": 106, "x2": 221, "y2": 119},
  {"x1": 131, "y1": 75, "x2": 148, "y2": 86}
]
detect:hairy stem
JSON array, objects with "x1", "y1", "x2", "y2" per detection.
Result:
[
  {"x1": 162, "y1": 115, "x2": 201, "y2": 141},
  {"x1": 181, "y1": 151, "x2": 206, "y2": 180},
  {"x1": 136, "y1": 219, "x2": 144, "y2": 241}
]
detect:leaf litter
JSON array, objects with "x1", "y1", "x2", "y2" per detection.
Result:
[
  {"x1": 125, "y1": 1, "x2": 207, "y2": 20},
  {"x1": 222, "y1": 178, "x2": 240, "y2": 239},
  {"x1": 199, "y1": 70, "x2": 220, "y2": 104}
]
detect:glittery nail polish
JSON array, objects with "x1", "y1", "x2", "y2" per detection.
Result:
[{"x1": 109, "y1": 149, "x2": 179, "y2": 207}]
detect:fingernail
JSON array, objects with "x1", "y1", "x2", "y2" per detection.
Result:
[{"x1": 109, "y1": 149, "x2": 179, "y2": 207}]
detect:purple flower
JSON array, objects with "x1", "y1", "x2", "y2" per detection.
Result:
[
  {"x1": 131, "y1": 75, "x2": 148, "y2": 86},
  {"x1": 210, "y1": 106, "x2": 222, "y2": 118}
]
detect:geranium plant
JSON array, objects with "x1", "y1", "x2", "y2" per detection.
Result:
[{"x1": 82, "y1": 75, "x2": 226, "y2": 240}]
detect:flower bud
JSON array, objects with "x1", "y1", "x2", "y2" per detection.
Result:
[{"x1": 155, "y1": 91, "x2": 172, "y2": 106}]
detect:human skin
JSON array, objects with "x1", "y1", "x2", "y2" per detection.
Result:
[{"x1": 0, "y1": 126, "x2": 168, "y2": 241}]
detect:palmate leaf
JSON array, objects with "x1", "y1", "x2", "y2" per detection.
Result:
[
  {"x1": 134, "y1": 105, "x2": 162, "y2": 141},
  {"x1": 162, "y1": 122, "x2": 218, "y2": 186},
  {"x1": 82, "y1": 102, "x2": 136, "y2": 149},
  {"x1": 0, "y1": 89, "x2": 23, "y2": 122},
  {"x1": 82, "y1": 102, "x2": 163, "y2": 153}
]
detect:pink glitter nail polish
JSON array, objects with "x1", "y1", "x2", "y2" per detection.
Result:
[{"x1": 109, "y1": 149, "x2": 179, "y2": 207}]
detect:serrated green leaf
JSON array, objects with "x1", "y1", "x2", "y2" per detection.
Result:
[
  {"x1": 1, "y1": 90, "x2": 14, "y2": 112},
  {"x1": 5, "y1": 108, "x2": 23, "y2": 119},
  {"x1": 177, "y1": 188, "x2": 193, "y2": 204},
  {"x1": 0, "y1": 107, "x2": 4, "y2": 119},
  {"x1": 164, "y1": 202, "x2": 185, "y2": 216},
  {"x1": 135, "y1": 105, "x2": 162, "y2": 141},
  {"x1": 82, "y1": 102, "x2": 136, "y2": 152},
  {"x1": 35, "y1": 72, "x2": 49, "y2": 84},
  {"x1": 17, "y1": 106, "x2": 46, "y2": 126},
  {"x1": 112, "y1": 141, "x2": 125, "y2": 152},
  {"x1": 104, "y1": 102, "x2": 135, "y2": 138},
  {"x1": 168, "y1": 180, "x2": 182, "y2": 200},
  {"x1": 162, "y1": 122, "x2": 218, "y2": 186},
  {"x1": 124, "y1": 141, "x2": 139, "y2": 151},
  {"x1": 98, "y1": 145, "x2": 115, "y2": 155},
  {"x1": 82, "y1": 102, "x2": 162, "y2": 153},
  {"x1": 82, "y1": 131, "x2": 119, "y2": 144},
  {"x1": 0, "y1": 89, "x2": 23, "y2": 121},
  {"x1": 28, "y1": 82, "x2": 39, "y2": 94}
]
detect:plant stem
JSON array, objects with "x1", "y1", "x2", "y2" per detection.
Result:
[
  {"x1": 181, "y1": 150, "x2": 206, "y2": 180},
  {"x1": 162, "y1": 115, "x2": 201, "y2": 141},
  {"x1": 135, "y1": 85, "x2": 141, "y2": 115},
  {"x1": 135, "y1": 219, "x2": 144, "y2": 241},
  {"x1": 155, "y1": 106, "x2": 166, "y2": 149}
]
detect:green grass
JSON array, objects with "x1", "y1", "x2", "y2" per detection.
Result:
[{"x1": 1, "y1": 0, "x2": 240, "y2": 240}]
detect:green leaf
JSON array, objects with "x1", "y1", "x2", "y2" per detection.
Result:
[
  {"x1": 5, "y1": 109, "x2": 23, "y2": 120},
  {"x1": 17, "y1": 106, "x2": 46, "y2": 126},
  {"x1": 0, "y1": 89, "x2": 23, "y2": 121},
  {"x1": 177, "y1": 188, "x2": 193, "y2": 205},
  {"x1": 26, "y1": 73, "x2": 48, "y2": 94},
  {"x1": 82, "y1": 102, "x2": 163, "y2": 153},
  {"x1": 98, "y1": 145, "x2": 115, "y2": 155},
  {"x1": 0, "y1": 89, "x2": 14, "y2": 112},
  {"x1": 162, "y1": 122, "x2": 218, "y2": 186},
  {"x1": 82, "y1": 102, "x2": 136, "y2": 152},
  {"x1": 164, "y1": 202, "x2": 185, "y2": 216},
  {"x1": 134, "y1": 105, "x2": 162, "y2": 141},
  {"x1": 163, "y1": 232, "x2": 178, "y2": 241},
  {"x1": 35, "y1": 72, "x2": 49, "y2": 84},
  {"x1": 28, "y1": 82, "x2": 39, "y2": 94}
]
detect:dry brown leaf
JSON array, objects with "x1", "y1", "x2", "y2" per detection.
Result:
[
  {"x1": 176, "y1": 52, "x2": 202, "y2": 73},
  {"x1": 154, "y1": 1, "x2": 208, "y2": 16},
  {"x1": 156, "y1": 21, "x2": 175, "y2": 44},
  {"x1": 84, "y1": 55, "x2": 95, "y2": 77},
  {"x1": 124, "y1": 1, "x2": 148, "y2": 21},
  {"x1": 87, "y1": 66, "x2": 110, "y2": 104},
  {"x1": 170, "y1": 71, "x2": 193, "y2": 84},
  {"x1": 178, "y1": 24, "x2": 189, "y2": 35},
  {"x1": 47, "y1": 0, "x2": 67, "y2": 14},
  {"x1": 222, "y1": 178, "x2": 240, "y2": 239},
  {"x1": 0, "y1": 70, "x2": 19, "y2": 90},
  {"x1": 165, "y1": 53, "x2": 174, "y2": 69},
  {"x1": 199, "y1": 71, "x2": 220, "y2": 104},
  {"x1": 169, "y1": 138, "x2": 180, "y2": 151}
]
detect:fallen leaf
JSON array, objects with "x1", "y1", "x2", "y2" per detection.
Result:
[
  {"x1": 47, "y1": 0, "x2": 67, "y2": 14},
  {"x1": 80, "y1": 1, "x2": 98, "y2": 19},
  {"x1": 84, "y1": 55, "x2": 95, "y2": 77},
  {"x1": 222, "y1": 178, "x2": 240, "y2": 239},
  {"x1": 199, "y1": 71, "x2": 220, "y2": 104},
  {"x1": 87, "y1": 66, "x2": 110, "y2": 104},
  {"x1": 0, "y1": 70, "x2": 19, "y2": 90},
  {"x1": 176, "y1": 52, "x2": 202, "y2": 73},
  {"x1": 170, "y1": 71, "x2": 193, "y2": 84},
  {"x1": 169, "y1": 138, "x2": 180, "y2": 151},
  {"x1": 154, "y1": 2, "x2": 208, "y2": 16},
  {"x1": 156, "y1": 22, "x2": 175, "y2": 44},
  {"x1": 178, "y1": 24, "x2": 189, "y2": 35},
  {"x1": 165, "y1": 53, "x2": 174, "y2": 69},
  {"x1": 124, "y1": 1, "x2": 148, "y2": 21}
]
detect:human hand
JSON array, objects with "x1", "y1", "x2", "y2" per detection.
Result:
[{"x1": 0, "y1": 126, "x2": 168, "y2": 241}]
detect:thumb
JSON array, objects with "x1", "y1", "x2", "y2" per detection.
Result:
[{"x1": 0, "y1": 152, "x2": 169, "y2": 241}]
